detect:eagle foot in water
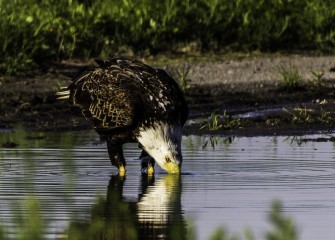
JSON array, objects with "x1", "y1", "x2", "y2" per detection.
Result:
[
  {"x1": 118, "y1": 165, "x2": 126, "y2": 177},
  {"x1": 107, "y1": 141, "x2": 126, "y2": 176},
  {"x1": 140, "y1": 151, "x2": 155, "y2": 175}
]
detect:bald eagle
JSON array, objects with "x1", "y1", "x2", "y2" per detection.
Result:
[{"x1": 57, "y1": 58, "x2": 188, "y2": 175}]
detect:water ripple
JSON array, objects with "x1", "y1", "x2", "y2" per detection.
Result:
[{"x1": 1, "y1": 132, "x2": 335, "y2": 239}]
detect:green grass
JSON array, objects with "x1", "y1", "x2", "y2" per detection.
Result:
[
  {"x1": 283, "y1": 106, "x2": 333, "y2": 124},
  {"x1": 0, "y1": 197, "x2": 44, "y2": 240},
  {"x1": 310, "y1": 69, "x2": 325, "y2": 87},
  {"x1": 201, "y1": 112, "x2": 223, "y2": 131},
  {"x1": 206, "y1": 200, "x2": 298, "y2": 240},
  {"x1": 166, "y1": 64, "x2": 192, "y2": 92},
  {"x1": 0, "y1": 199, "x2": 298, "y2": 240},
  {"x1": 1, "y1": 0, "x2": 335, "y2": 75},
  {"x1": 201, "y1": 111, "x2": 241, "y2": 131},
  {"x1": 278, "y1": 65, "x2": 301, "y2": 90}
]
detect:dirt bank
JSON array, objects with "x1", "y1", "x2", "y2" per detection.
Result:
[{"x1": 1, "y1": 54, "x2": 335, "y2": 136}]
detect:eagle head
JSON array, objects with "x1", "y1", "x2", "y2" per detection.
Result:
[{"x1": 137, "y1": 122, "x2": 183, "y2": 173}]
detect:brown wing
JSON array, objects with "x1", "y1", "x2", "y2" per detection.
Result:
[
  {"x1": 95, "y1": 58, "x2": 189, "y2": 125},
  {"x1": 153, "y1": 69, "x2": 189, "y2": 125},
  {"x1": 69, "y1": 67, "x2": 141, "y2": 130}
]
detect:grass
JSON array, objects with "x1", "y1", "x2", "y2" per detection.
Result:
[
  {"x1": 1, "y1": 0, "x2": 335, "y2": 75},
  {"x1": 206, "y1": 201, "x2": 297, "y2": 240},
  {"x1": 283, "y1": 106, "x2": 333, "y2": 124},
  {"x1": 278, "y1": 65, "x2": 301, "y2": 90},
  {"x1": 266, "y1": 200, "x2": 298, "y2": 240},
  {"x1": 266, "y1": 118, "x2": 282, "y2": 127},
  {"x1": 201, "y1": 112, "x2": 223, "y2": 131},
  {"x1": 201, "y1": 111, "x2": 241, "y2": 131},
  {"x1": 310, "y1": 69, "x2": 325, "y2": 87},
  {"x1": 0, "y1": 198, "x2": 297, "y2": 240},
  {"x1": 0, "y1": 197, "x2": 44, "y2": 240},
  {"x1": 166, "y1": 64, "x2": 192, "y2": 92},
  {"x1": 197, "y1": 105, "x2": 335, "y2": 134}
]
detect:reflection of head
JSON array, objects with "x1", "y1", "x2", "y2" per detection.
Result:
[
  {"x1": 137, "y1": 174, "x2": 185, "y2": 239},
  {"x1": 137, "y1": 174, "x2": 180, "y2": 222},
  {"x1": 67, "y1": 174, "x2": 186, "y2": 240}
]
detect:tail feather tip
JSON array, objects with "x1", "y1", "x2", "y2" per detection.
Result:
[{"x1": 56, "y1": 90, "x2": 70, "y2": 100}]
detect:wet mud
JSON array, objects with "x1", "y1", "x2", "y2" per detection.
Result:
[{"x1": 1, "y1": 55, "x2": 335, "y2": 137}]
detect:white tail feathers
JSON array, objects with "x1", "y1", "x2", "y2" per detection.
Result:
[{"x1": 56, "y1": 87, "x2": 70, "y2": 100}]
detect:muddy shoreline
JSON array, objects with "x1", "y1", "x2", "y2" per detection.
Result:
[{"x1": 1, "y1": 54, "x2": 335, "y2": 137}]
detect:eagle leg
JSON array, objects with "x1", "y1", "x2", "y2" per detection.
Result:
[
  {"x1": 140, "y1": 150, "x2": 155, "y2": 175},
  {"x1": 107, "y1": 141, "x2": 126, "y2": 176}
]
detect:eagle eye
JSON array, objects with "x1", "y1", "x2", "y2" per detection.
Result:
[{"x1": 165, "y1": 157, "x2": 171, "y2": 163}]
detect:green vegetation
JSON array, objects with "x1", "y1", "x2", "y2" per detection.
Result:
[
  {"x1": 0, "y1": 197, "x2": 44, "y2": 240},
  {"x1": 310, "y1": 69, "x2": 325, "y2": 87},
  {"x1": 283, "y1": 107, "x2": 313, "y2": 124},
  {"x1": 167, "y1": 64, "x2": 192, "y2": 92},
  {"x1": 265, "y1": 118, "x2": 282, "y2": 127},
  {"x1": 283, "y1": 106, "x2": 333, "y2": 124},
  {"x1": 0, "y1": 198, "x2": 297, "y2": 240},
  {"x1": 205, "y1": 201, "x2": 297, "y2": 240},
  {"x1": 201, "y1": 112, "x2": 223, "y2": 131},
  {"x1": 278, "y1": 65, "x2": 301, "y2": 90},
  {"x1": 266, "y1": 200, "x2": 298, "y2": 240},
  {"x1": 201, "y1": 111, "x2": 241, "y2": 131},
  {"x1": 197, "y1": 105, "x2": 335, "y2": 134},
  {"x1": 1, "y1": 0, "x2": 335, "y2": 75}
]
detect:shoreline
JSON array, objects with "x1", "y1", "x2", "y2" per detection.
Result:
[{"x1": 1, "y1": 54, "x2": 335, "y2": 137}]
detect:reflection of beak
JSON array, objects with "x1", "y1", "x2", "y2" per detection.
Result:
[{"x1": 137, "y1": 174, "x2": 180, "y2": 224}]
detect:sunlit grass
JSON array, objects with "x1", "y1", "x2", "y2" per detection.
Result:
[
  {"x1": 278, "y1": 65, "x2": 301, "y2": 90},
  {"x1": 1, "y1": 0, "x2": 335, "y2": 75},
  {"x1": 283, "y1": 106, "x2": 333, "y2": 124}
]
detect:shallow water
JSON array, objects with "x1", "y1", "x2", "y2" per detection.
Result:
[{"x1": 1, "y1": 129, "x2": 335, "y2": 239}]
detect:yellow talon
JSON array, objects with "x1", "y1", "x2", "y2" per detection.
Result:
[
  {"x1": 147, "y1": 165, "x2": 155, "y2": 175},
  {"x1": 119, "y1": 165, "x2": 126, "y2": 176}
]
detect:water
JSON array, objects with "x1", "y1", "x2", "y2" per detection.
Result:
[{"x1": 1, "y1": 129, "x2": 335, "y2": 239}]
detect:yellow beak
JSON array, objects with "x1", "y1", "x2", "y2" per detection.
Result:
[{"x1": 164, "y1": 162, "x2": 181, "y2": 174}]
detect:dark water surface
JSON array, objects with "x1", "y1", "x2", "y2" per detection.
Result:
[{"x1": 1, "y1": 129, "x2": 335, "y2": 239}]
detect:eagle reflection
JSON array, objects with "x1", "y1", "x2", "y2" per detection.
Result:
[{"x1": 68, "y1": 174, "x2": 186, "y2": 240}]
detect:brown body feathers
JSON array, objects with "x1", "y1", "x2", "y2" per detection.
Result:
[{"x1": 64, "y1": 58, "x2": 188, "y2": 142}]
